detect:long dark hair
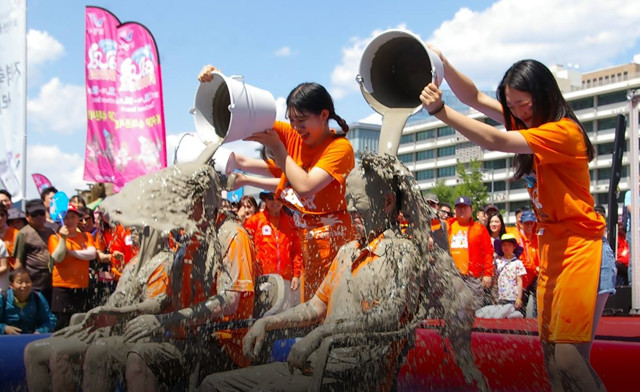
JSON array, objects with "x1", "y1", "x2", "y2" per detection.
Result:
[
  {"x1": 485, "y1": 212, "x2": 506, "y2": 239},
  {"x1": 496, "y1": 59, "x2": 596, "y2": 179},
  {"x1": 286, "y1": 82, "x2": 349, "y2": 134}
]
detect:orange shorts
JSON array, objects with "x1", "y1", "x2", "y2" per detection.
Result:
[{"x1": 536, "y1": 227, "x2": 601, "y2": 343}]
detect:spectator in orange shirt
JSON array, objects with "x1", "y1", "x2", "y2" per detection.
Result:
[
  {"x1": 518, "y1": 210, "x2": 539, "y2": 316},
  {"x1": 421, "y1": 53, "x2": 615, "y2": 391},
  {"x1": 48, "y1": 204, "x2": 97, "y2": 329},
  {"x1": 200, "y1": 66, "x2": 356, "y2": 302},
  {"x1": 244, "y1": 191, "x2": 302, "y2": 312},
  {"x1": 447, "y1": 196, "x2": 494, "y2": 310},
  {"x1": 6, "y1": 207, "x2": 27, "y2": 231}
]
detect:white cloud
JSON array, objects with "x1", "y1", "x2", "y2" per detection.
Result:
[
  {"x1": 330, "y1": 24, "x2": 409, "y2": 100},
  {"x1": 428, "y1": 0, "x2": 640, "y2": 90},
  {"x1": 25, "y1": 144, "x2": 86, "y2": 199},
  {"x1": 634, "y1": 54, "x2": 640, "y2": 65},
  {"x1": 26, "y1": 29, "x2": 64, "y2": 77},
  {"x1": 274, "y1": 46, "x2": 292, "y2": 57},
  {"x1": 358, "y1": 112, "x2": 382, "y2": 125},
  {"x1": 27, "y1": 78, "x2": 86, "y2": 134}
]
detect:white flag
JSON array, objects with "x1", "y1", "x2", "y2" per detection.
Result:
[{"x1": 0, "y1": 0, "x2": 26, "y2": 202}]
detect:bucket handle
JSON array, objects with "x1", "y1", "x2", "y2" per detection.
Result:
[{"x1": 228, "y1": 75, "x2": 246, "y2": 112}]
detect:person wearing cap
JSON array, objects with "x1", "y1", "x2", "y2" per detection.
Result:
[
  {"x1": 426, "y1": 193, "x2": 449, "y2": 251},
  {"x1": 484, "y1": 203, "x2": 499, "y2": 217},
  {"x1": 48, "y1": 204, "x2": 97, "y2": 329},
  {"x1": 7, "y1": 207, "x2": 27, "y2": 230},
  {"x1": 244, "y1": 191, "x2": 302, "y2": 311},
  {"x1": 518, "y1": 210, "x2": 539, "y2": 316},
  {"x1": 493, "y1": 234, "x2": 527, "y2": 309},
  {"x1": 12, "y1": 199, "x2": 56, "y2": 305},
  {"x1": 448, "y1": 196, "x2": 494, "y2": 309}
]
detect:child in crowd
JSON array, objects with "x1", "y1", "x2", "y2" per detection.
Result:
[
  {"x1": 476, "y1": 233, "x2": 526, "y2": 319},
  {"x1": 0, "y1": 268, "x2": 56, "y2": 334},
  {"x1": 494, "y1": 234, "x2": 527, "y2": 309}
]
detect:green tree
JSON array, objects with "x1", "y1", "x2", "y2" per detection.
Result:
[
  {"x1": 429, "y1": 159, "x2": 489, "y2": 212},
  {"x1": 454, "y1": 160, "x2": 489, "y2": 212}
]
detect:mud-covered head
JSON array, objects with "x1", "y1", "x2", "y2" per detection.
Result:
[
  {"x1": 100, "y1": 161, "x2": 220, "y2": 236},
  {"x1": 347, "y1": 153, "x2": 434, "y2": 252}
]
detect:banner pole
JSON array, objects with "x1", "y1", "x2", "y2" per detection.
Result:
[{"x1": 21, "y1": 0, "x2": 27, "y2": 210}]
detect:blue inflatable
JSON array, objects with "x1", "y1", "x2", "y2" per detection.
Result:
[{"x1": 0, "y1": 333, "x2": 51, "y2": 391}]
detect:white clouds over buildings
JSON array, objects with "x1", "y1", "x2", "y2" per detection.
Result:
[{"x1": 330, "y1": 0, "x2": 640, "y2": 100}]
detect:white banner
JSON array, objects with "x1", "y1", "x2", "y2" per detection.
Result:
[{"x1": 0, "y1": 0, "x2": 26, "y2": 202}]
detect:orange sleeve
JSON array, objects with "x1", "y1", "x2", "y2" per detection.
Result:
[
  {"x1": 480, "y1": 225, "x2": 494, "y2": 277},
  {"x1": 315, "y1": 257, "x2": 341, "y2": 304},
  {"x1": 224, "y1": 228, "x2": 255, "y2": 293},
  {"x1": 264, "y1": 121, "x2": 292, "y2": 178},
  {"x1": 48, "y1": 234, "x2": 59, "y2": 254},
  {"x1": 85, "y1": 232, "x2": 95, "y2": 248},
  {"x1": 145, "y1": 263, "x2": 168, "y2": 299},
  {"x1": 519, "y1": 119, "x2": 587, "y2": 165},
  {"x1": 313, "y1": 137, "x2": 354, "y2": 184}
]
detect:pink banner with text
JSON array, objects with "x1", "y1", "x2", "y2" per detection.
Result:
[{"x1": 83, "y1": 7, "x2": 166, "y2": 189}]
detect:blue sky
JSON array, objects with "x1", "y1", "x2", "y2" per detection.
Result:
[{"x1": 21, "y1": 0, "x2": 640, "y2": 198}]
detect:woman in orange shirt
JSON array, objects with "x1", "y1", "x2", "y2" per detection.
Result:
[
  {"x1": 48, "y1": 204, "x2": 97, "y2": 330},
  {"x1": 420, "y1": 55, "x2": 615, "y2": 391},
  {"x1": 199, "y1": 66, "x2": 356, "y2": 301}
]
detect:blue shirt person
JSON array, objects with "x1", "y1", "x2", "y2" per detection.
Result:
[{"x1": 0, "y1": 268, "x2": 56, "y2": 334}]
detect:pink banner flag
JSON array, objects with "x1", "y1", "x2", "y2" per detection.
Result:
[
  {"x1": 31, "y1": 173, "x2": 53, "y2": 195},
  {"x1": 83, "y1": 7, "x2": 167, "y2": 189}
]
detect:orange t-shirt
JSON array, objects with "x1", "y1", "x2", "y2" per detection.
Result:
[
  {"x1": 48, "y1": 230, "x2": 95, "y2": 289},
  {"x1": 448, "y1": 220, "x2": 471, "y2": 275},
  {"x1": 520, "y1": 118, "x2": 605, "y2": 343},
  {"x1": 2, "y1": 226, "x2": 18, "y2": 269},
  {"x1": 267, "y1": 121, "x2": 355, "y2": 229}
]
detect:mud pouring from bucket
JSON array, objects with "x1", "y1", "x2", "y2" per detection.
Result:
[
  {"x1": 191, "y1": 71, "x2": 277, "y2": 165},
  {"x1": 357, "y1": 29, "x2": 443, "y2": 156}
]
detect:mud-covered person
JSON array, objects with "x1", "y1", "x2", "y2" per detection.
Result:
[
  {"x1": 23, "y1": 225, "x2": 170, "y2": 392},
  {"x1": 123, "y1": 202, "x2": 255, "y2": 391},
  {"x1": 200, "y1": 153, "x2": 426, "y2": 392}
]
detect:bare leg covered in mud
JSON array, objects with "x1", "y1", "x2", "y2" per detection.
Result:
[{"x1": 543, "y1": 293, "x2": 609, "y2": 392}]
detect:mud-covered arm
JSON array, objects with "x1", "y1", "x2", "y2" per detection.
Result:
[{"x1": 242, "y1": 295, "x2": 327, "y2": 361}]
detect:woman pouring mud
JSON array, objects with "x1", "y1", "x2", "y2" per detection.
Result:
[
  {"x1": 420, "y1": 52, "x2": 616, "y2": 392},
  {"x1": 199, "y1": 66, "x2": 356, "y2": 302}
]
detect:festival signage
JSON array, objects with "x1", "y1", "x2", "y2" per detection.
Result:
[
  {"x1": 83, "y1": 6, "x2": 166, "y2": 189},
  {"x1": 0, "y1": 0, "x2": 26, "y2": 201},
  {"x1": 31, "y1": 173, "x2": 53, "y2": 195}
]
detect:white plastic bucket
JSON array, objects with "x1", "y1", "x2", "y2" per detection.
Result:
[
  {"x1": 357, "y1": 29, "x2": 443, "y2": 115},
  {"x1": 192, "y1": 72, "x2": 276, "y2": 144}
]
